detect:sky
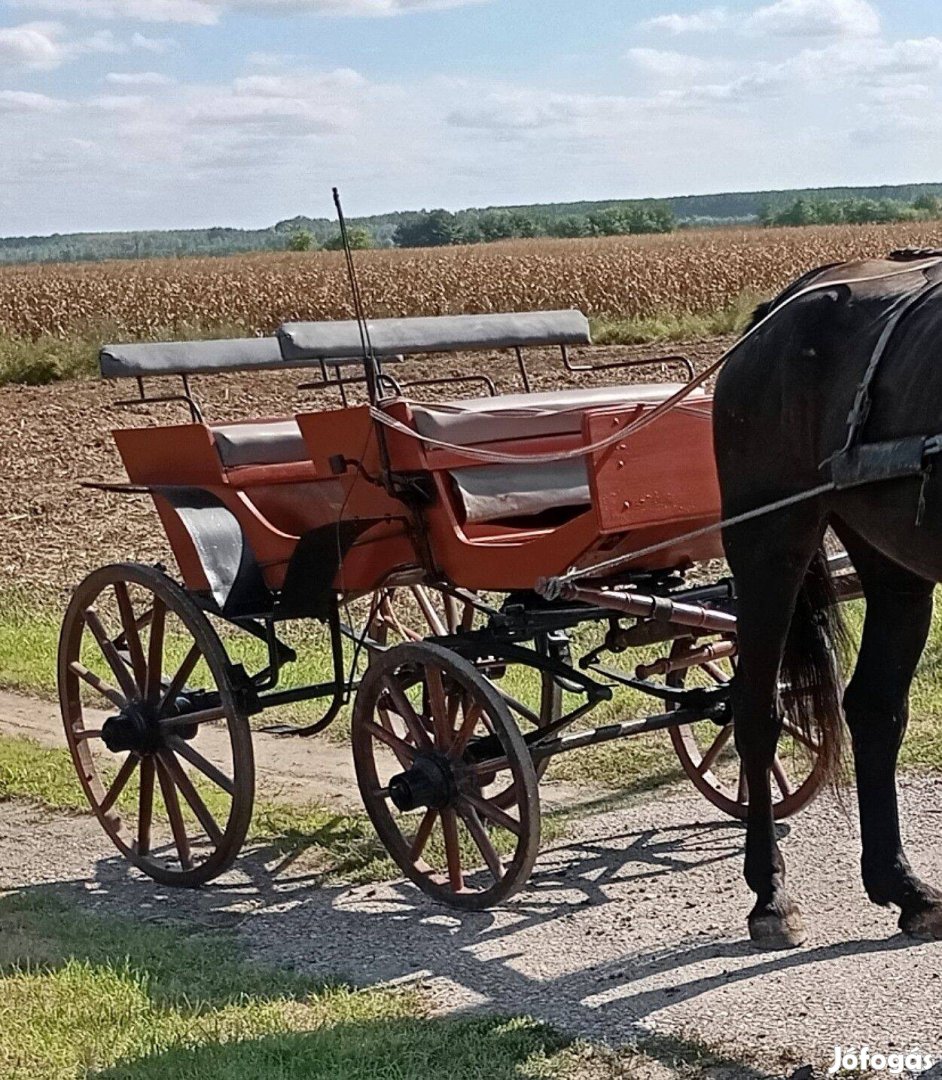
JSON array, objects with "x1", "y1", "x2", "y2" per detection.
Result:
[{"x1": 0, "y1": 0, "x2": 940, "y2": 234}]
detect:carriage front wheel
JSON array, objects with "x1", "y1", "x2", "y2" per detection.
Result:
[
  {"x1": 58, "y1": 563, "x2": 254, "y2": 886},
  {"x1": 666, "y1": 640, "x2": 827, "y2": 821},
  {"x1": 352, "y1": 641, "x2": 540, "y2": 910}
]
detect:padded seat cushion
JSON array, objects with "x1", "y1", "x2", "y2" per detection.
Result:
[
  {"x1": 411, "y1": 383, "x2": 695, "y2": 446},
  {"x1": 452, "y1": 460, "x2": 589, "y2": 523},
  {"x1": 213, "y1": 419, "x2": 306, "y2": 468}
]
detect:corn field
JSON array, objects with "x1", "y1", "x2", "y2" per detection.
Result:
[{"x1": 2, "y1": 222, "x2": 941, "y2": 340}]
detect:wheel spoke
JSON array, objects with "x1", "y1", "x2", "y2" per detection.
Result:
[
  {"x1": 158, "y1": 750, "x2": 224, "y2": 846},
  {"x1": 781, "y1": 720, "x2": 820, "y2": 753},
  {"x1": 69, "y1": 661, "x2": 126, "y2": 710},
  {"x1": 440, "y1": 807, "x2": 464, "y2": 892},
  {"x1": 363, "y1": 720, "x2": 417, "y2": 764},
  {"x1": 166, "y1": 734, "x2": 234, "y2": 797},
  {"x1": 697, "y1": 724, "x2": 734, "y2": 777},
  {"x1": 114, "y1": 583, "x2": 148, "y2": 693},
  {"x1": 411, "y1": 586, "x2": 447, "y2": 636},
  {"x1": 425, "y1": 664, "x2": 451, "y2": 751},
  {"x1": 84, "y1": 608, "x2": 139, "y2": 701},
  {"x1": 74, "y1": 728, "x2": 104, "y2": 742},
  {"x1": 99, "y1": 754, "x2": 138, "y2": 816},
  {"x1": 462, "y1": 789, "x2": 522, "y2": 836},
  {"x1": 443, "y1": 593, "x2": 459, "y2": 634},
  {"x1": 158, "y1": 643, "x2": 202, "y2": 719},
  {"x1": 158, "y1": 705, "x2": 227, "y2": 731},
  {"x1": 379, "y1": 676, "x2": 432, "y2": 750},
  {"x1": 145, "y1": 598, "x2": 166, "y2": 706},
  {"x1": 449, "y1": 701, "x2": 484, "y2": 760},
  {"x1": 457, "y1": 801, "x2": 504, "y2": 882},
  {"x1": 137, "y1": 756, "x2": 155, "y2": 857},
  {"x1": 155, "y1": 756, "x2": 194, "y2": 870},
  {"x1": 410, "y1": 808, "x2": 438, "y2": 861},
  {"x1": 772, "y1": 756, "x2": 793, "y2": 798}
]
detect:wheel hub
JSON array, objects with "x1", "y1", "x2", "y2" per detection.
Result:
[
  {"x1": 102, "y1": 703, "x2": 161, "y2": 755},
  {"x1": 389, "y1": 754, "x2": 455, "y2": 812}
]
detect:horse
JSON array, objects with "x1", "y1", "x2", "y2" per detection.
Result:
[{"x1": 713, "y1": 249, "x2": 942, "y2": 949}]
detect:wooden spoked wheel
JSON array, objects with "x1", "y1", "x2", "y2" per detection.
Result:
[
  {"x1": 667, "y1": 640, "x2": 826, "y2": 821},
  {"x1": 58, "y1": 563, "x2": 254, "y2": 886},
  {"x1": 364, "y1": 585, "x2": 562, "y2": 807},
  {"x1": 352, "y1": 642, "x2": 541, "y2": 909}
]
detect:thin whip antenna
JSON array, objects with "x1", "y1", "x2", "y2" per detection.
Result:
[{"x1": 333, "y1": 186, "x2": 381, "y2": 404}]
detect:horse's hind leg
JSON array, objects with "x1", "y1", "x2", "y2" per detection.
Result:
[
  {"x1": 725, "y1": 506, "x2": 823, "y2": 949},
  {"x1": 834, "y1": 524, "x2": 942, "y2": 938}
]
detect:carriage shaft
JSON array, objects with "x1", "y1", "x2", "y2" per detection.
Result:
[{"x1": 558, "y1": 584, "x2": 737, "y2": 634}]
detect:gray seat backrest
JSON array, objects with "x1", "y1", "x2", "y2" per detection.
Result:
[
  {"x1": 278, "y1": 309, "x2": 591, "y2": 362},
  {"x1": 99, "y1": 336, "x2": 403, "y2": 379}
]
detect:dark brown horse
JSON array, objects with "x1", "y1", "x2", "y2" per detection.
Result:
[{"x1": 714, "y1": 251, "x2": 942, "y2": 949}]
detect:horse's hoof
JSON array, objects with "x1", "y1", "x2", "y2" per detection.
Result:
[
  {"x1": 900, "y1": 903, "x2": 942, "y2": 940},
  {"x1": 749, "y1": 909, "x2": 807, "y2": 950}
]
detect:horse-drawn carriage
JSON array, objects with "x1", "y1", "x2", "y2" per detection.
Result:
[{"x1": 59, "y1": 306, "x2": 858, "y2": 907}]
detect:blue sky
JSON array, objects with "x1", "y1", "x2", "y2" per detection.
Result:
[{"x1": 0, "y1": 0, "x2": 940, "y2": 233}]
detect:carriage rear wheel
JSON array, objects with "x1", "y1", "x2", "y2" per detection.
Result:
[
  {"x1": 667, "y1": 640, "x2": 826, "y2": 821},
  {"x1": 352, "y1": 641, "x2": 540, "y2": 909},
  {"x1": 58, "y1": 563, "x2": 254, "y2": 886}
]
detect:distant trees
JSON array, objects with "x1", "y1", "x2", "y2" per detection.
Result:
[
  {"x1": 288, "y1": 229, "x2": 316, "y2": 252},
  {"x1": 760, "y1": 195, "x2": 942, "y2": 228},
  {"x1": 323, "y1": 227, "x2": 372, "y2": 251},
  {"x1": 392, "y1": 210, "x2": 465, "y2": 248},
  {"x1": 388, "y1": 203, "x2": 676, "y2": 249}
]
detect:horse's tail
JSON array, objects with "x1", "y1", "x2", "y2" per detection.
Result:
[{"x1": 779, "y1": 547, "x2": 849, "y2": 785}]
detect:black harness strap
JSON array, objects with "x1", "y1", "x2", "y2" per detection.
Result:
[{"x1": 826, "y1": 260, "x2": 942, "y2": 497}]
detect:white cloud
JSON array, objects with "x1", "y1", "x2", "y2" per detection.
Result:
[
  {"x1": 747, "y1": 0, "x2": 880, "y2": 39},
  {"x1": 10, "y1": 0, "x2": 221, "y2": 24},
  {"x1": 0, "y1": 20, "x2": 123, "y2": 69},
  {"x1": 0, "y1": 89, "x2": 69, "y2": 114},
  {"x1": 131, "y1": 32, "x2": 177, "y2": 52},
  {"x1": 628, "y1": 47, "x2": 726, "y2": 80},
  {"x1": 11, "y1": 0, "x2": 487, "y2": 21},
  {"x1": 105, "y1": 71, "x2": 175, "y2": 86},
  {"x1": 91, "y1": 94, "x2": 154, "y2": 111},
  {"x1": 0, "y1": 21, "x2": 66, "y2": 68},
  {"x1": 641, "y1": 7, "x2": 729, "y2": 34},
  {"x1": 447, "y1": 87, "x2": 641, "y2": 132},
  {"x1": 225, "y1": 0, "x2": 488, "y2": 12},
  {"x1": 790, "y1": 37, "x2": 942, "y2": 84}
]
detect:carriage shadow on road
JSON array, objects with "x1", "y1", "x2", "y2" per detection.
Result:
[{"x1": 27, "y1": 809, "x2": 922, "y2": 1057}]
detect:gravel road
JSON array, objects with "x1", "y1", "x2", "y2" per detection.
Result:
[{"x1": 3, "y1": 776, "x2": 941, "y2": 1077}]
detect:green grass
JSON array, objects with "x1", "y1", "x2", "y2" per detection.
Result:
[
  {"x1": 6, "y1": 587, "x2": 942, "y2": 795},
  {"x1": 590, "y1": 291, "x2": 762, "y2": 346},
  {"x1": 0, "y1": 321, "x2": 255, "y2": 388},
  {"x1": 0, "y1": 890, "x2": 573, "y2": 1080}
]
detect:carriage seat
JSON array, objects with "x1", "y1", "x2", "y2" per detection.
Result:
[
  {"x1": 212, "y1": 419, "x2": 306, "y2": 468},
  {"x1": 410, "y1": 382, "x2": 703, "y2": 525},
  {"x1": 409, "y1": 383, "x2": 692, "y2": 446}
]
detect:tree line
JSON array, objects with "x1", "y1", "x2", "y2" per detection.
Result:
[{"x1": 760, "y1": 194, "x2": 942, "y2": 228}]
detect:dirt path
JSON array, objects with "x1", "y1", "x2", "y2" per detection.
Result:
[
  {"x1": 0, "y1": 688, "x2": 603, "y2": 812},
  {"x1": 3, "y1": 770, "x2": 941, "y2": 1076}
]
